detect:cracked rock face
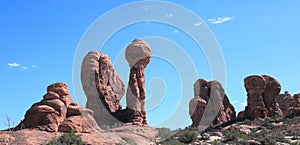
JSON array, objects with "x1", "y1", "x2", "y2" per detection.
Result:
[
  {"x1": 123, "y1": 39, "x2": 151, "y2": 126},
  {"x1": 81, "y1": 39, "x2": 152, "y2": 127},
  {"x1": 241, "y1": 75, "x2": 283, "y2": 119},
  {"x1": 189, "y1": 79, "x2": 236, "y2": 127},
  {"x1": 81, "y1": 51, "x2": 125, "y2": 125},
  {"x1": 18, "y1": 82, "x2": 100, "y2": 133}
]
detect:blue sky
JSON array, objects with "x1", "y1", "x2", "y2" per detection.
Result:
[{"x1": 1, "y1": 1, "x2": 300, "y2": 130}]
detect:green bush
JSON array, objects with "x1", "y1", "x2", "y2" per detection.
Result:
[
  {"x1": 222, "y1": 130, "x2": 248, "y2": 142},
  {"x1": 161, "y1": 139, "x2": 185, "y2": 145},
  {"x1": 156, "y1": 127, "x2": 175, "y2": 141},
  {"x1": 46, "y1": 130, "x2": 84, "y2": 145},
  {"x1": 177, "y1": 130, "x2": 198, "y2": 143},
  {"x1": 116, "y1": 142, "x2": 136, "y2": 145},
  {"x1": 244, "y1": 119, "x2": 252, "y2": 125},
  {"x1": 261, "y1": 121, "x2": 275, "y2": 129}
]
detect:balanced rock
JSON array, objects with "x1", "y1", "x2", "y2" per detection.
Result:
[
  {"x1": 81, "y1": 51, "x2": 125, "y2": 125},
  {"x1": 81, "y1": 39, "x2": 152, "y2": 127},
  {"x1": 189, "y1": 79, "x2": 236, "y2": 127},
  {"x1": 17, "y1": 82, "x2": 100, "y2": 133},
  {"x1": 122, "y1": 39, "x2": 151, "y2": 126},
  {"x1": 240, "y1": 75, "x2": 283, "y2": 120}
]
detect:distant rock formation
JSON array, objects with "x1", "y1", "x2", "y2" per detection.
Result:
[
  {"x1": 81, "y1": 39, "x2": 151, "y2": 127},
  {"x1": 238, "y1": 75, "x2": 283, "y2": 120},
  {"x1": 16, "y1": 82, "x2": 101, "y2": 133},
  {"x1": 276, "y1": 91, "x2": 300, "y2": 117},
  {"x1": 189, "y1": 79, "x2": 236, "y2": 127},
  {"x1": 81, "y1": 51, "x2": 125, "y2": 125}
]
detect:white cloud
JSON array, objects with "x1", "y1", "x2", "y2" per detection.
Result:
[
  {"x1": 7, "y1": 62, "x2": 35, "y2": 70},
  {"x1": 231, "y1": 100, "x2": 238, "y2": 104},
  {"x1": 208, "y1": 16, "x2": 233, "y2": 24},
  {"x1": 174, "y1": 29, "x2": 179, "y2": 33},
  {"x1": 143, "y1": 5, "x2": 152, "y2": 10},
  {"x1": 240, "y1": 102, "x2": 247, "y2": 107},
  {"x1": 8, "y1": 62, "x2": 21, "y2": 67},
  {"x1": 194, "y1": 21, "x2": 202, "y2": 27},
  {"x1": 164, "y1": 13, "x2": 173, "y2": 18}
]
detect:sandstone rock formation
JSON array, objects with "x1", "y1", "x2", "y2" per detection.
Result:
[
  {"x1": 239, "y1": 75, "x2": 283, "y2": 120},
  {"x1": 81, "y1": 51, "x2": 125, "y2": 125},
  {"x1": 276, "y1": 91, "x2": 300, "y2": 117},
  {"x1": 81, "y1": 39, "x2": 151, "y2": 127},
  {"x1": 16, "y1": 82, "x2": 100, "y2": 133},
  {"x1": 122, "y1": 39, "x2": 151, "y2": 126},
  {"x1": 189, "y1": 79, "x2": 236, "y2": 127}
]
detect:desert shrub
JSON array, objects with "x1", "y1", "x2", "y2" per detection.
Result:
[
  {"x1": 100, "y1": 125, "x2": 110, "y2": 131},
  {"x1": 161, "y1": 139, "x2": 185, "y2": 145},
  {"x1": 46, "y1": 130, "x2": 83, "y2": 145},
  {"x1": 116, "y1": 142, "x2": 136, "y2": 145},
  {"x1": 156, "y1": 127, "x2": 175, "y2": 141},
  {"x1": 222, "y1": 130, "x2": 246, "y2": 142},
  {"x1": 212, "y1": 140, "x2": 219, "y2": 145},
  {"x1": 249, "y1": 128, "x2": 268, "y2": 138},
  {"x1": 272, "y1": 131, "x2": 289, "y2": 143},
  {"x1": 244, "y1": 119, "x2": 252, "y2": 125},
  {"x1": 249, "y1": 128, "x2": 290, "y2": 144},
  {"x1": 258, "y1": 137, "x2": 276, "y2": 145},
  {"x1": 261, "y1": 121, "x2": 275, "y2": 129},
  {"x1": 223, "y1": 130, "x2": 236, "y2": 141},
  {"x1": 177, "y1": 130, "x2": 198, "y2": 143}
]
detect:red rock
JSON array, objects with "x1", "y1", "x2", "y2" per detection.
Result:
[
  {"x1": 81, "y1": 39, "x2": 152, "y2": 127},
  {"x1": 276, "y1": 91, "x2": 300, "y2": 117},
  {"x1": 58, "y1": 115, "x2": 100, "y2": 133},
  {"x1": 17, "y1": 82, "x2": 100, "y2": 133},
  {"x1": 81, "y1": 51, "x2": 125, "y2": 125},
  {"x1": 242, "y1": 75, "x2": 283, "y2": 120},
  {"x1": 261, "y1": 75, "x2": 283, "y2": 117},
  {"x1": 189, "y1": 79, "x2": 236, "y2": 127},
  {"x1": 67, "y1": 103, "x2": 93, "y2": 117},
  {"x1": 47, "y1": 82, "x2": 73, "y2": 107},
  {"x1": 189, "y1": 97, "x2": 207, "y2": 127},
  {"x1": 237, "y1": 110, "x2": 246, "y2": 120},
  {"x1": 122, "y1": 39, "x2": 151, "y2": 126}
]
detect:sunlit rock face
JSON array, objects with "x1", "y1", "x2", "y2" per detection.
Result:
[
  {"x1": 17, "y1": 82, "x2": 101, "y2": 133},
  {"x1": 81, "y1": 51, "x2": 125, "y2": 125},
  {"x1": 238, "y1": 75, "x2": 283, "y2": 120},
  {"x1": 81, "y1": 39, "x2": 152, "y2": 127},
  {"x1": 189, "y1": 79, "x2": 236, "y2": 127},
  {"x1": 123, "y1": 39, "x2": 151, "y2": 126}
]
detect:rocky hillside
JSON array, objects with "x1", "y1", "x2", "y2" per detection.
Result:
[
  {"x1": 157, "y1": 116, "x2": 300, "y2": 145},
  {"x1": 0, "y1": 125, "x2": 157, "y2": 145}
]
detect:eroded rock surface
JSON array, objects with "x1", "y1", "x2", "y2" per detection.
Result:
[
  {"x1": 121, "y1": 39, "x2": 151, "y2": 126},
  {"x1": 81, "y1": 39, "x2": 151, "y2": 127},
  {"x1": 239, "y1": 75, "x2": 283, "y2": 120},
  {"x1": 0, "y1": 125, "x2": 158, "y2": 145},
  {"x1": 189, "y1": 79, "x2": 236, "y2": 127},
  {"x1": 16, "y1": 82, "x2": 100, "y2": 133},
  {"x1": 276, "y1": 91, "x2": 300, "y2": 117},
  {"x1": 81, "y1": 51, "x2": 125, "y2": 125}
]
